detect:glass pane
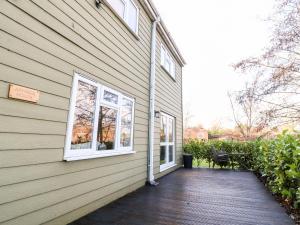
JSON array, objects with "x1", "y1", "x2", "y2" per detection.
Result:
[
  {"x1": 165, "y1": 57, "x2": 171, "y2": 73},
  {"x1": 169, "y1": 145, "x2": 174, "y2": 163},
  {"x1": 97, "y1": 106, "x2": 117, "y2": 150},
  {"x1": 71, "y1": 81, "x2": 97, "y2": 150},
  {"x1": 106, "y1": 0, "x2": 125, "y2": 18},
  {"x1": 103, "y1": 90, "x2": 118, "y2": 104},
  {"x1": 127, "y1": 0, "x2": 138, "y2": 32},
  {"x1": 168, "y1": 118, "x2": 174, "y2": 142},
  {"x1": 160, "y1": 146, "x2": 166, "y2": 165},
  {"x1": 160, "y1": 115, "x2": 167, "y2": 142},
  {"x1": 170, "y1": 60, "x2": 175, "y2": 77},
  {"x1": 120, "y1": 98, "x2": 133, "y2": 147}
]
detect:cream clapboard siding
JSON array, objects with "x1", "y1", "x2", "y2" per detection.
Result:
[
  {"x1": 154, "y1": 33, "x2": 183, "y2": 179},
  {"x1": 0, "y1": 0, "x2": 152, "y2": 224}
]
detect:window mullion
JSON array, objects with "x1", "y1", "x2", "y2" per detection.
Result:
[
  {"x1": 116, "y1": 94, "x2": 122, "y2": 151},
  {"x1": 92, "y1": 85, "x2": 102, "y2": 152},
  {"x1": 166, "y1": 116, "x2": 169, "y2": 163}
]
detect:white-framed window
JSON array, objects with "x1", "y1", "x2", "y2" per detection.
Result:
[
  {"x1": 161, "y1": 44, "x2": 175, "y2": 79},
  {"x1": 160, "y1": 112, "x2": 176, "y2": 171},
  {"x1": 64, "y1": 73, "x2": 135, "y2": 161},
  {"x1": 106, "y1": 0, "x2": 139, "y2": 33}
]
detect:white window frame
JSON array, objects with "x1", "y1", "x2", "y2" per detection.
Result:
[
  {"x1": 106, "y1": 0, "x2": 139, "y2": 34},
  {"x1": 160, "y1": 112, "x2": 176, "y2": 172},
  {"x1": 160, "y1": 44, "x2": 176, "y2": 79},
  {"x1": 64, "y1": 73, "x2": 135, "y2": 161}
]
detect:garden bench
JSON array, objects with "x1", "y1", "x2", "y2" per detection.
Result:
[{"x1": 212, "y1": 148, "x2": 229, "y2": 168}]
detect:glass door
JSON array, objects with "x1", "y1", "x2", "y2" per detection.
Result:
[{"x1": 160, "y1": 113, "x2": 175, "y2": 171}]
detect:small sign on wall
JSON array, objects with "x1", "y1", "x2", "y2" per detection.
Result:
[{"x1": 8, "y1": 84, "x2": 40, "y2": 103}]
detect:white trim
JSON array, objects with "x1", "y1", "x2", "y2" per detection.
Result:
[
  {"x1": 160, "y1": 163, "x2": 177, "y2": 172},
  {"x1": 64, "y1": 150, "x2": 136, "y2": 161},
  {"x1": 64, "y1": 73, "x2": 135, "y2": 161}
]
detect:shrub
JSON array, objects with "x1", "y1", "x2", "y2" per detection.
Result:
[
  {"x1": 183, "y1": 131, "x2": 300, "y2": 208},
  {"x1": 252, "y1": 131, "x2": 300, "y2": 209}
]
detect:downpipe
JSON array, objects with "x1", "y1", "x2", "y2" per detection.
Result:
[{"x1": 147, "y1": 17, "x2": 160, "y2": 186}]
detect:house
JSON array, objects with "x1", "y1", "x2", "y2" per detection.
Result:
[
  {"x1": 184, "y1": 126, "x2": 209, "y2": 141},
  {"x1": 0, "y1": 0, "x2": 185, "y2": 224}
]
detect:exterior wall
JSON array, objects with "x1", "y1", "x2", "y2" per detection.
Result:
[
  {"x1": 154, "y1": 33, "x2": 183, "y2": 179},
  {"x1": 0, "y1": 0, "x2": 152, "y2": 224}
]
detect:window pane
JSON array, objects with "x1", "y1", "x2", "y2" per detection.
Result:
[
  {"x1": 170, "y1": 60, "x2": 175, "y2": 77},
  {"x1": 127, "y1": 0, "x2": 138, "y2": 32},
  {"x1": 160, "y1": 115, "x2": 167, "y2": 142},
  {"x1": 168, "y1": 145, "x2": 174, "y2": 163},
  {"x1": 97, "y1": 106, "x2": 117, "y2": 150},
  {"x1": 160, "y1": 146, "x2": 166, "y2": 165},
  {"x1": 168, "y1": 118, "x2": 174, "y2": 142},
  {"x1": 120, "y1": 98, "x2": 133, "y2": 147},
  {"x1": 103, "y1": 90, "x2": 118, "y2": 104},
  {"x1": 107, "y1": 0, "x2": 125, "y2": 18},
  {"x1": 165, "y1": 57, "x2": 171, "y2": 73},
  {"x1": 71, "y1": 81, "x2": 97, "y2": 150}
]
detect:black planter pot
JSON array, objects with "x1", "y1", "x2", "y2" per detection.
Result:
[{"x1": 183, "y1": 154, "x2": 193, "y2": 168}]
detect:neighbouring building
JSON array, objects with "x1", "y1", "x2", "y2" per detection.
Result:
[
  {"x1": 0, "y1": 0, "x2": 185, "y2": 224},
  {"x1": 184, "y1": 126, "x2": 209, "y2": 141}
]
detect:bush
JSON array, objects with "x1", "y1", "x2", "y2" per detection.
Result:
[{"x1": 252, "y1": 131, "x2": 300, "y2": 209}]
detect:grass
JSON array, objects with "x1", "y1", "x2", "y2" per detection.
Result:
[{"x1": 192, "y1": 159, "x2": 222, "y2": 168}]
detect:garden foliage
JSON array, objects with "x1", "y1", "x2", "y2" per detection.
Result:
[{"x1": 183, "y1": 131, "x2": 300, "y2": 208}]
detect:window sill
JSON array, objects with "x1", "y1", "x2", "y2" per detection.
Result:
[
  {"x1": 160, "y1": 163, "x2": 177, "y2": 172},
  {"x1": 160, "y1": 65, "x2": 176, "y2": 81},
  {"x1": 64, "y1": 150, "x2": 136, "y2": 161},
  {"x1": 102, "y1": 0, "x2": 140, "y2": 41}
]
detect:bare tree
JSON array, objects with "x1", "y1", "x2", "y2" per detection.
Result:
[
  {"x1": 233, "y1": 0, "x2": 300, "y2": 127},
  {"x1": 228, "y1": 76, "x2": 274, "y2": 140},
  {"x1": 183, "y1": 102, "x2": 194, "y2": 129}
]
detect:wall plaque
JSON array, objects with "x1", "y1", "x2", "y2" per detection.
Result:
[{"x1": 9, "y1": 84, "x2": 40, "y2": 103}]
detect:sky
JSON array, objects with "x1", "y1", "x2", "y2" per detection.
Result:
[{"x1": 152, "y1": 0, "x2": 275, "y2": 129}]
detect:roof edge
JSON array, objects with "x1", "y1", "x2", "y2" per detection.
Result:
[{"x1": 141, "y1": 0, "x2": 186, "y2": 66}]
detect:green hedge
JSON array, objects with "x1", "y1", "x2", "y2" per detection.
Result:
[
  {"x1": 252, "y1": 131, "x2": 300, "y2": 209},
  {"x1": 183, "y1": 139, "x2": 255, "y2": 169},
  {"x1": 183, "y1": 131, "x2": 300, "y2": 208}
]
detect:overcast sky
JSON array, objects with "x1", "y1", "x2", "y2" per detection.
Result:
[{"x1": 152, "y1": 0, "x2": 275, "y2": 129}]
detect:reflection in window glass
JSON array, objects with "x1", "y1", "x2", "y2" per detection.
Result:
[
  {"x1": 169, "y1": 145, "x2": 173, "y2": 162},
  {"x1": 106, "y1": 0, "x2": 125, "y2": 17},
  {"x1": 127, "y1": 0, "x2": 137, "y2": 32},
  {"x1": 160, "y1": 146, "x2": 166, "y2": 165},
  {"x1": 161, "y1": 45, "x2": 175, "y2": 78},
  {"x1": 120, "y1": 98, "x2": 133, "y2": 147},
  {"x1": 160, "y1": 113, "x2": 175, "y2": 168},
  {"x1": 103, "y1": 90, "x2": 118, "y2": 104},
  {"x1": 71, "y1": 81, "x2": 97, "y2": 149},
  {"x1": 97, "y1": 106, "x2": 117, "y2": 150},
  {"x1": 168, "y1": 118, "x2": 174, "y2": 142},
  {"x1": 160, "y1": 115, "x2": 167, "y2": 142}
]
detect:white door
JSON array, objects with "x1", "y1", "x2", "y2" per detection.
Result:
[{"x1": 160, "y1": 113, "x2": 175, "y2": 171}]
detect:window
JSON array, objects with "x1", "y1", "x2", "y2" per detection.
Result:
[
  {"x1": 106, "y1": 0, "x2": 139, "y2": 33},
  {"x1": 64, "y1": 73, "x2": 135, "y2": 161},
  {"x1": 160, "y1": 113, "x2": 175, "y2": 171},
  {"x1": 161, "y1": 45, "x2": 175, "y2": 78}
]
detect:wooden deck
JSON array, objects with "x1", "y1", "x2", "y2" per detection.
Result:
[{"x1": 70, "y1": 168, "x2": 294, "y2": 225}]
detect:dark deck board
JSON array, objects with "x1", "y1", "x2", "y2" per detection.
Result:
[{"x1": 69, "y1": 168, "x2": 294, "y2": 225}]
